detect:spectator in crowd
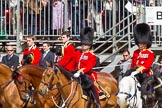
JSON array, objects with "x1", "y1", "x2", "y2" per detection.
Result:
[
  {"x1": 9, "y1": 0, "x2": 20, "y2": 35},
  {"x1": 156, "y1": 59, "x2": 162, "y2": 73},
  {"x1": 88, "y1": 0, "x2": 104, "y2": 36},
  {"x1": 24, "y1": 0, "x2": 44, "y2": 35},
  {"x1": 22, "y1": 35, "x2": 41, "y2": 66},
  {"x1": 103, "y1": 0, "x2": 112, "y2": 35},
  {"x1": 2, "y1": 45, "x2": 19, "y2": 71},
  {"x1": 130, "y1": 23, "x2": 154, "y2": 84},
  {"x1": 117, "y1": 48, "x2": 132, "y2": 82},
  {"x1": 158, "y1": 59, "x2": 162, "y2": 73},
  {"x1": 8, "y1": 0, "x2": 24, "y2": 36},
  {"x1": 40, "y1": 0, "x2": 49, "y2": 35},
  {"x1": 39, "y1": 42, "x2": 55, "y2": 68},
  {"x1": 72, "y1": 0, "x2": 86, "y2": 35},
  {"x1": 58, "y1": 31, "x2": 75, "y2": 72},
  {"x1": 72, "y1": 0, "x2": 79, "y2": 35},
  {"x1": 153, "y1": 57, "x2": 162, "y2": 73},
  {"x1": 51, "y1": 0, "x2": 64, "y2": 35}
]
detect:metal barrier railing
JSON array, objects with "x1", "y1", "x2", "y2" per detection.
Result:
[{"x1": 0, "y1": 0, "x2": 161, "y2": 55}]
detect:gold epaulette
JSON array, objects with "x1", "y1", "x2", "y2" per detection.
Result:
[
  {"x1": 32, "y1": 45, "x2": 36, "y2": 50},
  {"x1": 64, "y1": 41, "x2": 72, "y2": 48},
  {"x1": 89, "y1": 50, "x2": 95, "y2": 55},
  {"x1": 147, "y1": 49, "x2": 153, "y2": 53}
]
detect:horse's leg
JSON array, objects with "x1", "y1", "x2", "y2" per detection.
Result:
[{"x1": 97, "y1": 75, "x2": 118, "y2": 108}]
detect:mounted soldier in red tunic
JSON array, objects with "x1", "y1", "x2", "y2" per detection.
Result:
[
  {"x1": 74, "y1": 27, "x2": 101, "y2": 108},
  {"x1": 125, "y1": 23, "x2": 154, "y2": 84}
]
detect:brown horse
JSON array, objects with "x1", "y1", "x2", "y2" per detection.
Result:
[
  {"x1": 38, "y1": 64, "x2": 118, "y2": 108},
  {"x1": 14, "y1": 65, "x2": 61, "y2": 108},
  {"x1": 0, "y1": 63, "x2": 37, "y2": 108}
]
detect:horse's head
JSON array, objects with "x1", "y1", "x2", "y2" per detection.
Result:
[
  {"x1": 13, "y1": 72, "x2": 31, "y2": 102},
  {"x1": 117, "y1": 92, "x2": 130, "y2": 108},
  {"x1": 141, "y1": 75, "x2": 160, "y2": 107},
  {"x1": 117, "y1": 76, "x2": 142, "y2": 108},
  {"x1": 38, "y1": 66, "x2": 59, "y2": 95},
  {"x1": 117, "y1": 77, "x2": 132, "y2": 108}
]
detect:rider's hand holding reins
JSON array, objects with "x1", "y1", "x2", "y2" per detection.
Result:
[
  {"x1": 131, "y1": 66, "x2": 144, "y2": 77},
  {"x1": 74, "y1": 73, "x2": 80, "y2": 78},
  {"x1": 131, "y1": 71, "x2": 139, "y2": 77},
  {"x1": 73, "y1": 68, "x2": 85, "y2": 78}
]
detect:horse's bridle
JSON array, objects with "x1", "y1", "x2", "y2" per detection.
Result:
[
  {"x1": 40, "y1": 66, "x2": 80, "y2": 108},
  {"x1": 154, "y1": 77, "x2": 162, "y2": 90},
  {"x1": 15, "y1": 73, "x2": 33, "y2": 95},
  {"x1": 40, "y1": 67, "x2": 75, "y2": 90},
  {"x1": 117, "y1": 76, "x2": 138, "y2": 108},
  {"x1": 40, "y1": 68, "x2": 58, "y2": 90},
  {"x1": 142, "y1": 76, "x2": 162, "y2": 108}
]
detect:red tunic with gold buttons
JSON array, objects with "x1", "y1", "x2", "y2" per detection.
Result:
[
  {"x1": 131, "y1": 49, "x2": 154, "y2": 76},
  {"x1": 75, "y1": 50, "x2": 97, "y2": 81},
  {"x1": 58, "y1": 42, "x2": 75, "y2": 72},
  {"x1": 22, "y1": 45, "x2": 42, "y2": 66}
]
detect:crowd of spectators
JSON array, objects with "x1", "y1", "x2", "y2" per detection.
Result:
[
  {"x1": 0, "y1": 0, "x2": 160, "y2": 40},
  {"x1": 0, "y1": 0, "x2": 160, "y2": 41},
  {"x1": 1, "y1": 0, "x2": 114, "y2": 36}
]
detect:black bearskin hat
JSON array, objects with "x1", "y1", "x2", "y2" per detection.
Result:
[
  {"x1": 80, "y1": 27, "x2": 94, "y2": 45},
  {"x1": 133, "y1": 23, "x2": 152, "y2": 48}
]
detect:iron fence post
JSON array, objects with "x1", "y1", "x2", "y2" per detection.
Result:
[
  {"x1": 112, "y1": 0, "x2": 117, "y2": 53},
  {"x1": 16, "y1": 0, "x2": 21, "y2": 53},
  {"x1": 64, "y1": 0, "x2": 69, "y2": 31}
]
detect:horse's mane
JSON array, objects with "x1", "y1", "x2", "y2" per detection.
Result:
[
  {"x1": 0, "y1": 63, "x2": 12, "y2": 77},
  {"x1": 15, "y1": 65, "x2": 45, "y2": 77},
  {"x1": 141, "y1": 75, "x2": 153, "y2": 93},
  {"x1": 141, "y1": 73, "x2": 162, "y2": 107},
  {"x1": 0, "y1": 63, "x2": 11, "y2": 70},
  {"x1": 55, "y1": 65, "x2": 73, "y2": 80}
]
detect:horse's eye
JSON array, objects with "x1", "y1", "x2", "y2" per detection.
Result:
[
  {"x1": 47, "y1": 74, "x2": 51, "y2": 77},
  {"x1": 17, "y1": 80, "x2": 24, "y2": 85}
]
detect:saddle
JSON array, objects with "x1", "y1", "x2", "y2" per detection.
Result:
[{"x1": 81, "y1": 80, "x2": 110, "y2": 100}]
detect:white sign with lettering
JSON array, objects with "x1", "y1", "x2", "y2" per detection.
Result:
[{"x1": 146, "y1": 7, "x2": 162, "y2": 25}]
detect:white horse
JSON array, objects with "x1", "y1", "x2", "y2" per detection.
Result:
[{"x1": 117, "y1": 75, "x2": 142, "y2": 108}]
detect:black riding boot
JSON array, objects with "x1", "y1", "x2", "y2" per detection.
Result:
[{"x1": 90, "y1": 86, "x2": 101, "y2": 108}]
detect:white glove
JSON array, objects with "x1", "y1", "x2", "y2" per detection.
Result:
[
  {"x1": 131, "y1": 71, "x2": 139, "y2": 77},
  {"x1": 74, "y1": 72, "x2": 80, "y2": 78}
]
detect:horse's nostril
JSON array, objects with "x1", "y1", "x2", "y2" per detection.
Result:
[
  {"x1": 39, "y1": 89, "x2": 46, "y2": 95},
  {"x1": 22, "y1": 94, "x2": 29, "y2": 102}
]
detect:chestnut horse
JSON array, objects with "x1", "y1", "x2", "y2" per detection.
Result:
[
  {"x1": 13, "y1": 65, "x2": 61, "y2": 108},
  {"x1": 0, "y1": 63, "x2": 37, "y2": 108},
  {"x1": 38, "y1": 65, "x2": 118, "y2": 108}
]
